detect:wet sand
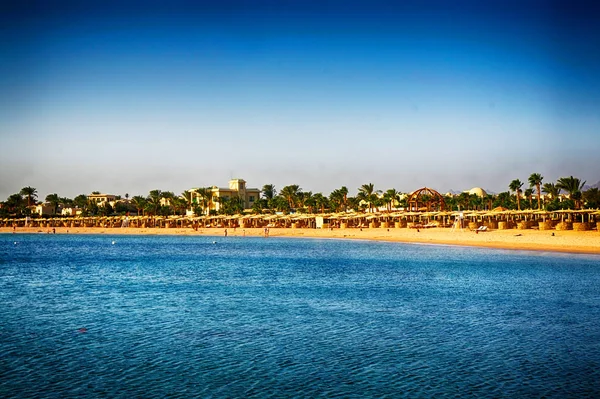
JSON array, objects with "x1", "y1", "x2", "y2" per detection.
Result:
[{"x1": 3, "y1": 226, "x2": 599, "y2": 255}]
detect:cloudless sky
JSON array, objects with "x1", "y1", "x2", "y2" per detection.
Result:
[{"x1": 1, "y1": 0, "x2": 599, "y2": 200}]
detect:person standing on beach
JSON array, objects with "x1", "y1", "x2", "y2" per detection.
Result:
[{"x1": 224, "y1": 229, "x2": 228, "y2": 237}]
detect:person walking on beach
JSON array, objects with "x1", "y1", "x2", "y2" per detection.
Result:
[{"x1": 224, "y1": 229, "x2": 228, "y2": 237}]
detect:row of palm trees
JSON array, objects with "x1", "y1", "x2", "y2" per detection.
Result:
[
  {"x1": 2, "y1": 174, "x2": 598, "y2": 218},
  {"x1": 509, "y1": 174, "x2": 590, "y2": 211},
  {"x1": 253, "y1": 183, "x2": 399, "y2": 214},
  {"x1": 258, "y1": 175, "x2": 596, "y2": 215},
  {"x1": 130, "y1": 188, "x2": 246, "y2": 217},
  {"x1": 3, "y1": 187, "x2": 77, "y2": 216}
]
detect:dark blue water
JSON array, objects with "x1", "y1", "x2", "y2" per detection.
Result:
[{"x1": 1, "y1": 234, "x2": 599, "y2": 398}]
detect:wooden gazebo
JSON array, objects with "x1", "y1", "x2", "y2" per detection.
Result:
[{"x1": 407, "y1": 187, "x2": 446, "y2": 212}]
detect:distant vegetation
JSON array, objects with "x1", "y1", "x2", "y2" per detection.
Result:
[{"x1": 2, "y1": 173, "x2": 599, "y2": 218}]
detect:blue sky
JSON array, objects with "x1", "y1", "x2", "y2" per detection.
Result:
[{"x1": 1, "y1": 1, "x2": 599, "y2": 200}]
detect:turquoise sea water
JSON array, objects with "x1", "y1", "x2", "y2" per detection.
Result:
[{"x1": 1, "y1": 234, "x2": 599, "y2": 398}]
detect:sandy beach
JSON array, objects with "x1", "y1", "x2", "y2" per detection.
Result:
[{"x1": 3, "y1": 226, "x2": 599, "y2": 255}]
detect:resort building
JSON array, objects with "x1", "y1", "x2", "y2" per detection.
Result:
[
  {"x1": 464, "y1": 187, "x2": 488, "y2": 198},
  {"x1": 31, "y1": 203, "x2": 55, "y2": 216},
  {"x1": 61, "y1": 207, "x2": 82, "y2": 216},
  {"x1": 160, "y1": 197, "x2": 172, "y2": 207},
  {"x1": 87, "y1": 193, "x2": 117, "y2": 207},
  {"x1": 188, "y1": 179, "x2": 260, "y2": 215}
]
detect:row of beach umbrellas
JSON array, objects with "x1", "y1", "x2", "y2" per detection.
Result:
[{"x1": 3, "y1": 208, "x2": 599, "y2": 228}]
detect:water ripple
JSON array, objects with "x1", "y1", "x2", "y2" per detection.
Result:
[{"x1": 1, "y1": 235, "x2": 600, "y2": 398}]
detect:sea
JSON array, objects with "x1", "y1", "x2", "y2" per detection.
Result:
[{"x1": 1, "y1": 234, "x2": 599, "y2": 398}]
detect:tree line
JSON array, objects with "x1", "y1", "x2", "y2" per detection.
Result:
[{"x1": 2, "y1": 174, "x2": 599, "y2": 218}]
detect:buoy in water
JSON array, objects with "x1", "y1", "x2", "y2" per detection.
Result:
[{"x1": 112, "y1": 241, "x2": 116, "y2": 245}]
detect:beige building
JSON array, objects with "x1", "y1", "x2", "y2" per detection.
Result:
[
  {"x1": 464, "y1": 187, "x2": 488, "y2": 198},
  {"x1": 87, "y1": 193, "x2": 117, "y2": 207},
  {"x1": 188, "y1": 179, "x2": 260, "y2": 215},
  {"x1": 61, "y1": 207, "x2": 82, "y2": 216},
  {"x1": 160, "y1": 197, "x2": 172, "y2": 207},
  {"x1": 31, "y1": 203, "x2": 55, "y2": 216}
]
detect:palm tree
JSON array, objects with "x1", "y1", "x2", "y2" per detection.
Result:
[
  {"x1": 583, "y1": 188, "x2": 600, "y2": 208},
  {"x1": 469, "y1": 194, "x2": 483, "y2": 211},
  {"x1": 509, "y1": 179, "x2": 524, "y2": 210},
  {"x1": 271, "y1": 196, "x2": 290, "y2": 213},
  {"x1": 339, "y1": 186, "x2": 349, "y2": 212},
  {"x1": 456, "y1": 192, "x2": 470, "y2": 211},
  {"x1": 329, "y1": 186, "x2": 349, "y2": 212},
  {"x1": 261, "y1": 184, "x2": 276, "y2": 200},
  {"x1": 382, "y1": 189, "x2": 400, "y2": 212},
  {"x1": 280, "y1": 185, "x2": 302, "y2": 210},
  {"x1": 20, "y1": 186, "x2": 38, "y2": 207},
  {"x1": 181, "y1": 190, "x2": 194, "y2": 211},
  {"x1": 373, "y1": 195, "x2": 386, "y2": 212},
  {"x1": 484, "y1": 194, "x2": 495, "y2": 211},
  {"x1": 131, "y1": 196, "x2": 147, "y2": 216},
  {"x1": 5, "y1": 193, "x2": 26, "y2": 213},
  {"x1": 97, "y1": 201, "x2": 113, "y2": 216},
  {"x1": 146, "y1": 190, "x2": 163, "y2": 215},
  {"x1": 303, "y1": 192, "x2": 316, "y2": 213},
  {"x1": 328, "y1": 189, "x2": 344, "y2": 212},
  {"x1": 60, "y1": 197, "x2": 74, "y2": 208},
  {"x1": 45, "y1": 193, "x2": 60, "y2": 215},
  {"x1": 528, "y1": 173, "x2": 543, "y2": 210},
  {"x1": 357, "y1": 183, "x2": 380, "y2": 213},
  {"x1": 542, "y1": 182, "x2": 560, "y2": 199},
  {"x1": 444, "y1": 195, "x2": 457, "y2": 211},
  {"x1": 556, "y1": 176, "x2": 586, "y2": 209},
  {"x1": 524, "y1": 188, "x2": 534, "y2": 209},
  {"x1": 217, "y1": 196, "x2": 243, "y2": 215},
  {"x1": 251, "y1": 198, "x2": 267, "y2": 214},
  {"x1": 299, "y1": 191, "x2": 313, "y2": 212},
  {"x1": 312, "y1": 193, "x2": 328, "y2": 214},
  {"x1": 73, "y1": 194, "x2": 88, "y2": 209},
  {"x1": 494, "y1": 191, "x2": 512, "y2": 209},
  {"x1": 193, "y1": 188, "x2": 211, "y2": 215}
]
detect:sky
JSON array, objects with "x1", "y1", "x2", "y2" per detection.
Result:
[{"x1": 1, "y1": 0, "x2": 599, "y2": 201}]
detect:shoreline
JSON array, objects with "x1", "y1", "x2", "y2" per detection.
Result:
[{"x1": 3, "y1": 226, "x2": 599, "y2": 255}]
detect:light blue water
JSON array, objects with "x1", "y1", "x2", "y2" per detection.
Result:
[{"x1": 1, "y1": 234, "x2": 599, "y2": 398}]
